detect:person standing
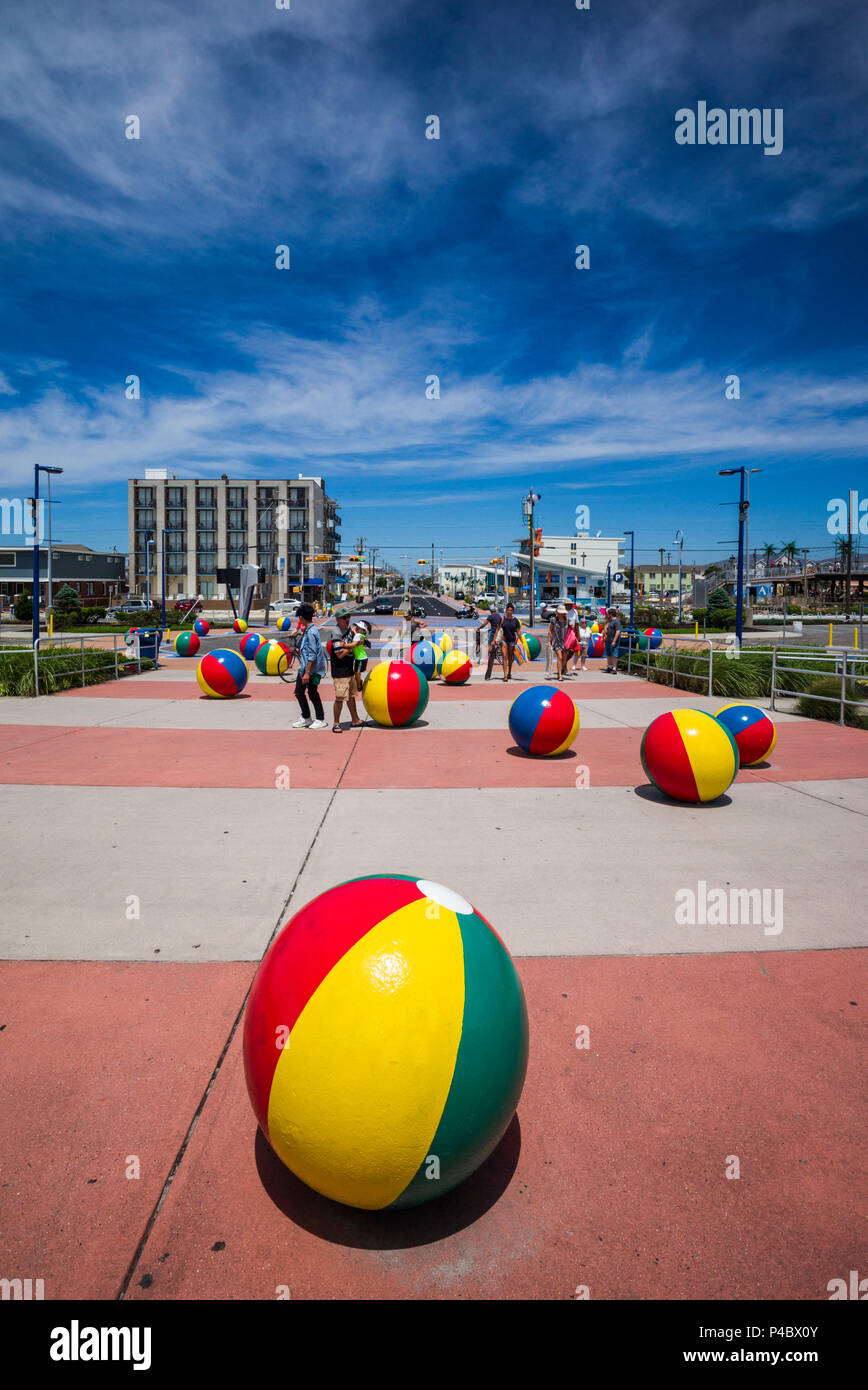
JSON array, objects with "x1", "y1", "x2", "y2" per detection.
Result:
[
  {"x1": 499, "y1": 603, "x2": 521, "y2": 682},
  {"x1": 577, "y1": 615, "x2": 591, "y2": 672},
  {"x1": 351, "y1": 619, "x2": 372, "y2": 696},
  {"x1": 292, "y1": 603, "x2": 329, "y2": 728},
  {"x1": 565, "y1": 600, "x2": 580, "y2": 674},
  {"x1": 604, "y1": 607, "x2": 622, "y2": 673},
  {"x1": 329, "y1": 612, "x2": 364, "y2": 731},
  {"x1": 477, "y1": 602, "x2": 502, "y2": 679},
  {"x1": 549, "y1": 604, "x2": 570, "y2": 681}
]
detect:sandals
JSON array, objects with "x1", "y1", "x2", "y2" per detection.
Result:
[{"x1": 332, "y1": 724, "x2": 343, "y2": 732}]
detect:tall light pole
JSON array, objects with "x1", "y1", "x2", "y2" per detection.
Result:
[
  {"x1": 623, "y1": 529, "x2": 635, "y2": 627},
  {"x1": 144, "y1": 529, "x2": 153, "y2": 610},
  {"x1": 674, "y1": 529, "x2": 684, "y2": 621},
  {"x1": 523, "y1": 489, "x2": 541, "y2": 625},
  {"x1": 718, "y1": 468, "x2": 760, "y2": 645},
  {"x1": 32, "y1": 465, "x2": 63, "y2": 646}
]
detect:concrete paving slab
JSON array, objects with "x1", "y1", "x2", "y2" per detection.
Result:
[
  {"x1": 295, "y1": 784, "x2": 868, "y2": 956},
  {"x1": 124, "y1": 950, "x2": 868, "y2": 1302},
  {"x1": 0, "y1": 960, "x2": 254, "y2": 1299},
  {"x1": 0, "y1": 786, "x2": 332, "y2": 960}
]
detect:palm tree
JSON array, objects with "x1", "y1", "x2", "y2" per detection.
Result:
[
  {"x1": 761, "y1": 543, "x2": 777, "y2": 566},
  {"x1": 781, "y1": 541, "x2": 798, "y2": 565}
]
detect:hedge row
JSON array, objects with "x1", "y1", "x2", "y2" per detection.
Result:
[{"x1": 0, "y1": 648, "x2": 154, "y2": 697}]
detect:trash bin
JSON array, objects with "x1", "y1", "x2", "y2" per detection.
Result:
[{"x1": 133, "y1": 628, "x2": 163, "y2": 667}]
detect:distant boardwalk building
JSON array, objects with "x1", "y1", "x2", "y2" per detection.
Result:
[{"x1": 128, "y1": 471, "x2": 341, "y2": 600}]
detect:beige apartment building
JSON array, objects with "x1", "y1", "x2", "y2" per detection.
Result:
[{"x1": 127, "y1": 470, "x2": 341, "y2": 600}]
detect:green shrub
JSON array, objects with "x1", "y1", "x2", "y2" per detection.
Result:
[
  {"x1": 53, "y1": 584, "x2": 83, "y2": 623},
  {"x1": 795, "y1": 676, "x2": 868, "y2": 728},
  {"x1": 14, "y1": 592, "x2": 32, "y2": 621},
  {"x1": 0, "y1": 648, "x2": 154, "y2": 697}
]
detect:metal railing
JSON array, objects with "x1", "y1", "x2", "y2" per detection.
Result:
[
  {"x1": 0, "y1": 633, "x2": 153, "y2": 697},
  {"x1": 624, "y1": 635, "x2": 714, "y2": 697},
  {"x1": 771, "y1": 646, "x2": 868, "y2": 726}
]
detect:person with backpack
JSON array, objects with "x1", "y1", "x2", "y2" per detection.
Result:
[{"x1": 604, "y1": 607, "x2": 622, "y2": 673}]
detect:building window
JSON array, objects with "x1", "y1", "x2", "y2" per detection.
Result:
[
  {"x1": 0, "y1": 552, "x2": 13, "y2": 566},
  {"x1": 227, "y1": 487, "x2": 246, "y2": 507},
  {"x1": 196, "y1": 508, "x2": 216, "y2": 530},
  {"x1": 200, "y1": 581, "x2": 215, "y2": 598},
  {"x1": 135, "y1": 487, "x2": 155, "y2": 506},
  {"x1": 166, "y1": 486, "x2": 186, "y2": 507},
  {"x1": 197, "y1": 487, "x2": 216, "y2": 507},
  {"x1": 166, "y1": 508, "x2": 185, "y2": 529}
]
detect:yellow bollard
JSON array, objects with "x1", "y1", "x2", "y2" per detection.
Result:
[
  {"x1": 855, "y1": 627, "x2": 859, "y2": 650},
  {"x1": 828, "y1": 622, "x2": 833, "y2": 646},
  {"x1": 694, "y1": 620, "x2": 698, "y2": 639}
]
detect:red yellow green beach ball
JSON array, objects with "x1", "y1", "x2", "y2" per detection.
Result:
[
  {"x1": 641, "y1": 708, "x2": 738, "y2": 803},
  {"x1": 256, "y1": 639, "x2": 291, "y2": 675},
  {"x1": 196, "y1": 648, "x2": 250, "y2": 698},
  {"x1": 362, "y1": 660, "x2": 429, "y2": 726},
  {"x1": 521, "y1": 633, "x2": 541, "y2": 661},
  {"x1": 242, "y1": 875, "x2": 529, "y2": 1210},
  {"x1": 174, "y1": 629, "x2": 200, "y2": 657}
]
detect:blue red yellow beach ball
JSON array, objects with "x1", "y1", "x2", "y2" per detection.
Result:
[
  {"x1": 362, "y1": 661, "x2": 429, "y2": 726},
  {"x1": 715, "y1": 703, "x2": 776, "y2": 766},
  {"x1": 276, "y1": 615, "x2": 293, "y2": 632},
  {"x1": 194, "y1": 618, "x2": 210, "y2": 637},
  {"x1": 196, "y1": 648, "x2": 249, "y2": 698},
  {"x1": 641, "y1": 709, "x2": 738, "y2": 802},
  {"x1": 587, "y1": 634, "x2": 605, "y2": 657},
  {"x1": 508, "y1": 685, "x2": 580, "y2": 756},
  {"x1": 240, "y1": 631, "x2": 263, "y2": 660},
  {"x1": 242, "y1": 874, "x2": 529, "y2": 1210},
  {"x1": 410, "y1": 640, "x2": 443, "y2": 681}
]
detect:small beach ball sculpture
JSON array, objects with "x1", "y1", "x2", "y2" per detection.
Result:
[
  {"x1": 242, "y1": 874, "x2": 529, "y2": 1210},
  {"x1": 441, "y1": 650, "x2": 472, "y2": 684},
  {"x1": 234, "y1": 618, "x2": 248, "y2": 634},
  {"x1": 714, "y1": 704, "x2": 776, "y2": 767},
  {"x1": 410, "y1": 641, "x2": 442, "y2": 681},
  {"x1": 174, "y1": 630, "x2": 200, "y2": 657},
  {"x1": 194, "y1": 619, "x2": 210, "y2": 637},
  {"x1": 255, "y1": 640, "x2": 291, "y2": 676}
]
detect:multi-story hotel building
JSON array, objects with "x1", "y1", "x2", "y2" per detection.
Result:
[{"x1": 127, "y1": 471, "x2": 341, "y2": 600}]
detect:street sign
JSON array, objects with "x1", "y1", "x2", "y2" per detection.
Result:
[{"x1": 614, "y1": 571, "x2": 623, "y2": 582}]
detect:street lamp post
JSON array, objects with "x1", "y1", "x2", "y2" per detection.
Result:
[
  {"x1": 623, "y1": 529, "x2": 635, "y2": 627},
  {"x1": 144, "y1": 530, "x2": 153, "y2": 610},
  {"x1": 523, "y1": 489, "x2": 541, "y2": 625},
  {"x1": 606, "y1": 561, "x2": 612, "y2": 609},
  {"x1": 674, "y1": 529, "x2": 684, "y2": 621},
  {"x1": 718, "y1": 468, "x2": 760, "y2": 646},
  {"x1": 32, "y1": 465, "x2": 63, "y2": 646}
]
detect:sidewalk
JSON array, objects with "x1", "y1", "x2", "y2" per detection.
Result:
[{"x1": 1, "y1": 651, "x2": 866, "y2": 1299}]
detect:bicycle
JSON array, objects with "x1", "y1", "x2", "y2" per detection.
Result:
[{"x1": 277, "y1": 633, "x2": 301, "y2": 683}]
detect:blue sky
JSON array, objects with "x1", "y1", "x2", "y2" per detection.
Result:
[{"x1": 0, "y1": 0, "x2": 866, "y2": 568}]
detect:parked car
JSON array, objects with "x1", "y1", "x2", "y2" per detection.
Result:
[
  {"x1": 373, "y1": 597, "x2": 394, "y2": 615},
  {"x1": 104, "y1": 598, "x2": 152, "y2": 620},
  {"x1": 272, "y1": 598, "x2": 302, "y2": 613}
]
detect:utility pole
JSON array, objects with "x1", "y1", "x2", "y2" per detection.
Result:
[
  {"x1": 845, "y1": 492, "x2": 855, "y2": 621},
  {"x1": 675, "y1": 529, "x2": 684, "y2": 621},
  {"x1": 659, "y1": 547, "x2": 664, "y2": 603},
  {"x1": 803, "y1": 549, "x2": 809, "y2": 607},
  {"x1": 523, "y1": 489, "x2": 541, "y2": 625}
]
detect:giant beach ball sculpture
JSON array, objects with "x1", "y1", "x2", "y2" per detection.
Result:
[
  {"x1": 362, "y1": 661, "x2": 429, "y2": 727},
  {"x1": 234, "y1": 618, "x2": 248, "y2": 634},
  {"x1": 432, "y1": 630, "x2": 453, "y2": 654},
  {"x1": 194, "y1": 618, "x2": 210, "y2": 637},
  {"x1": 243, "y1": 874, "x2": 529, "y2": 1210},
  {"x1": 240, "y1": 631, "x2": 263, "y2": 660},
  {"x1": 174, "y1": 630, "x2": 200, "y2": 657},
  {"x1": 508, "y1": 685, "x2": 580, "y2": 757},
  {"x1": 196, "y1": 648, "x2": 249, "y2": 698},
  {"x1": 641, "y1": 709, "x2": 738, "y2": 803},
  {"x1": 644, "y1": 628, "x2": 663, "y2": 650},
  {"x1": 714, "y1": 704, "x2": 776, "y2": 766},
  {"x1": 276, "y1": 615, "x2": 293, "y2": 632},
  {"x1": 587, "y1": 634, "x2": 605, "y2": 657}
]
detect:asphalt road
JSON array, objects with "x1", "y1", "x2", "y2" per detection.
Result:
[{"x1": 348, "y1": 584, "x2": 458, "y2": 620}]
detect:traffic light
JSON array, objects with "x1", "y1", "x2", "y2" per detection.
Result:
[{"x1": 533, "y1": 527, "x2": 543, "y2": 558}]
